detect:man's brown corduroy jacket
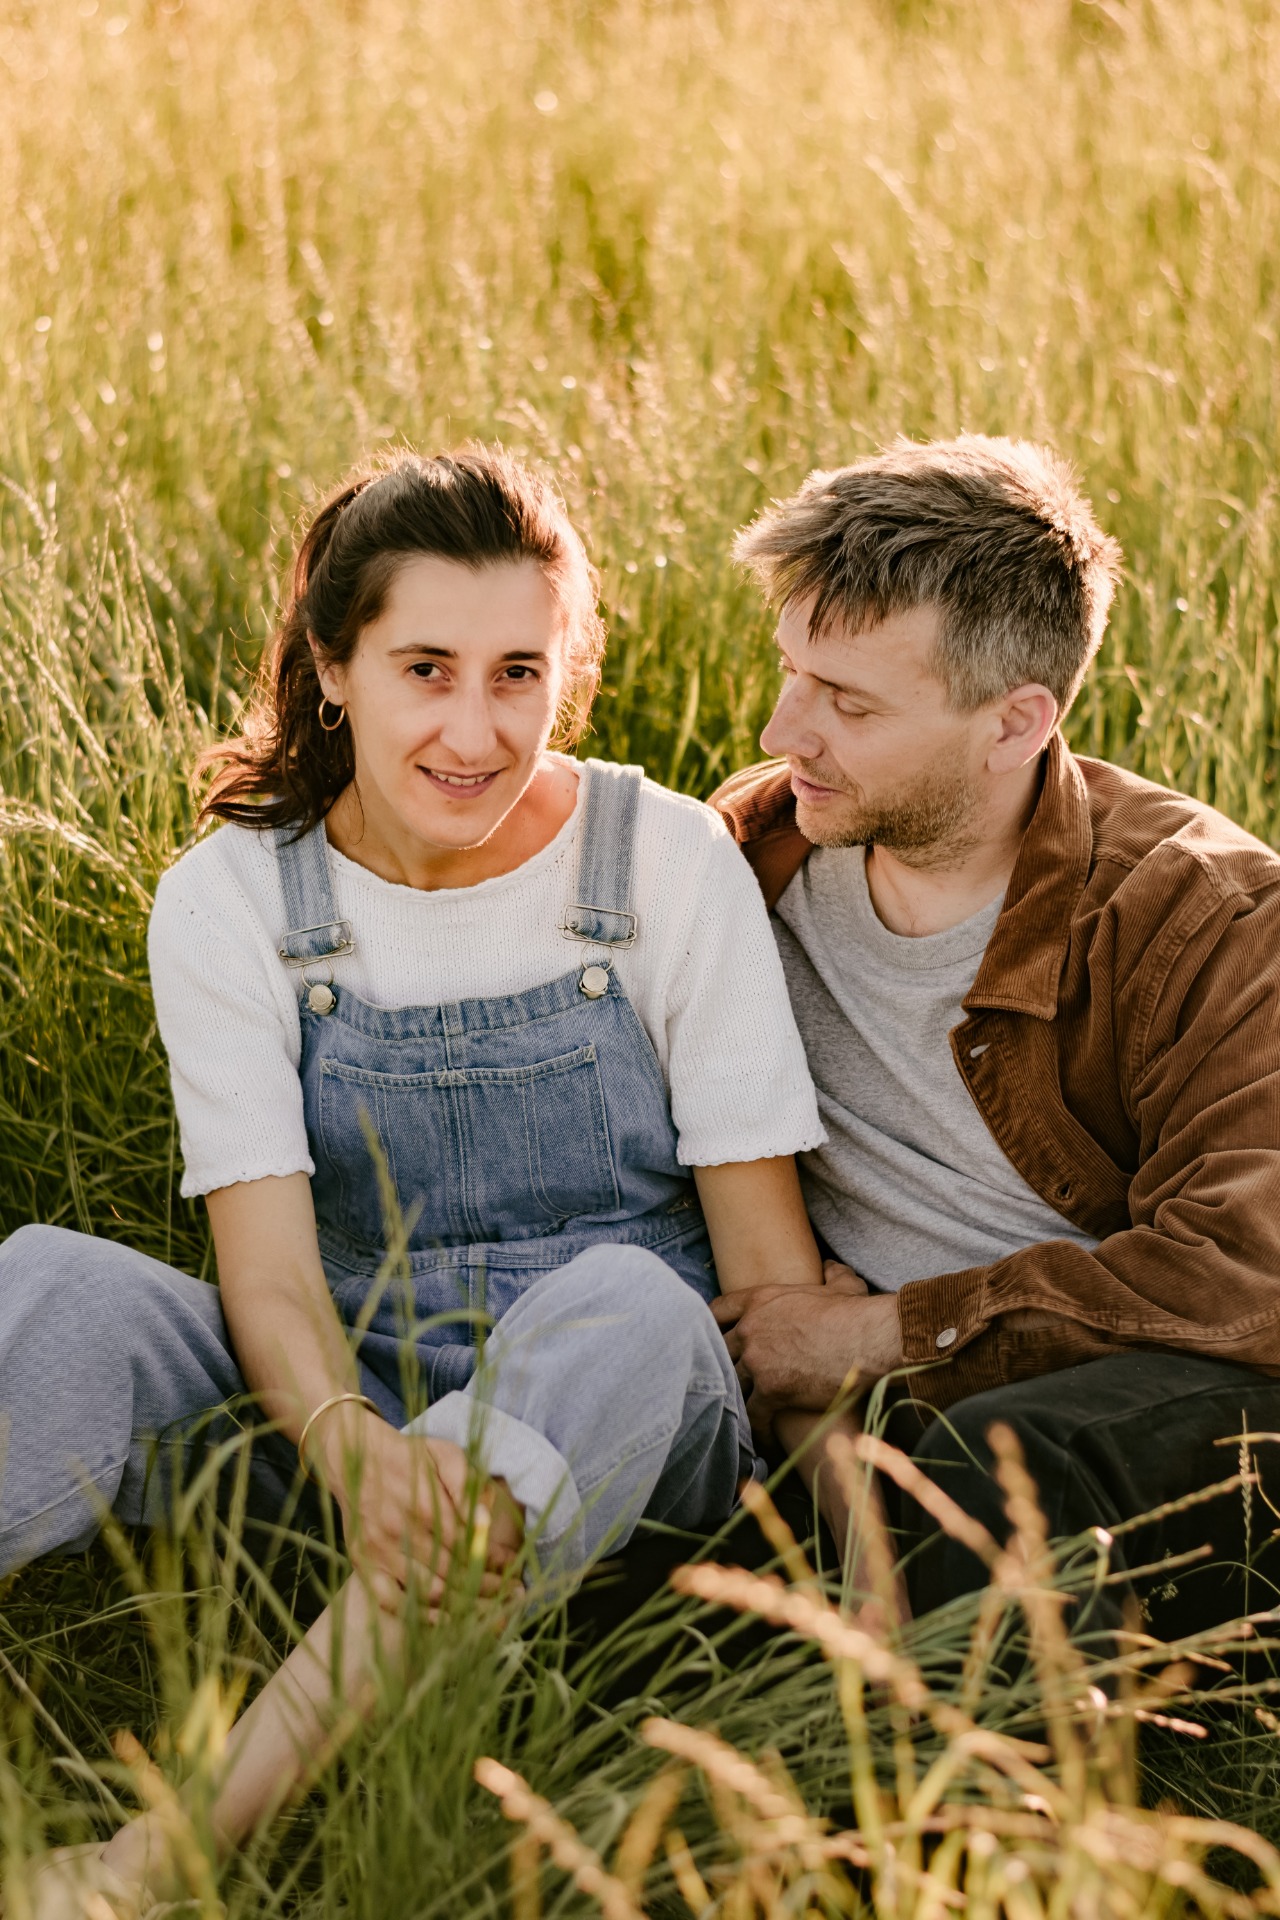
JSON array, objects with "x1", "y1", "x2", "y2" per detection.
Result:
[{"x1": 712, "y1": 733, "x2": 1280, "y2": 1410}]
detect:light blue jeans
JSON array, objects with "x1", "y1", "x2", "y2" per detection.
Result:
[{"x1": 0, "y1": 1225, "x2": 752, "y2": 1583}]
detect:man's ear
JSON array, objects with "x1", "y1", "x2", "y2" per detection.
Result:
[{"x1": 986, "y1": 683, "x2": 1058, "y2": 774}]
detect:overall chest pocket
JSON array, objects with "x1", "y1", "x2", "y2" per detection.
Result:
[{"x1": 314, "y1": 1045, "x2": 621, "y2": 1250}]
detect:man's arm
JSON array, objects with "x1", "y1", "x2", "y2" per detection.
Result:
[
  {"x1": 713, "y1": 1273, "x2": 903, "y2": 1423},
  {"x1": 898, "y1": 876, "x2": 1280, "y2": 1407},
  {"x1": 722, "y1": 902, "x2": 1280, "y2": 1417}
]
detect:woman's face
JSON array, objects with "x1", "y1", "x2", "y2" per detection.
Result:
[{"x1": 315, "y1": 554, "x2": 568, "y2": 856}]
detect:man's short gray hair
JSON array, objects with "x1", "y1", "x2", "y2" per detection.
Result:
[{"x1": 733, "y1": 434, "x2": 1123, "y2": 713}]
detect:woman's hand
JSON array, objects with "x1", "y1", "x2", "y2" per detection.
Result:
[
  {"x1": 819, "y1": 1257, "x2": 870, "y2": 1295},
  {"x1": 315, "y1": 1409, "x2": 518, "y2": 1607},
  {"x1": 207, "y1": 1177, "x2": 520, "y2": 1610}
]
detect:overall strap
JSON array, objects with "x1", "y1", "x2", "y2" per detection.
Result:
[
  {"x1": 274, "y1": 822, "x2": 354, "y2": 968},
  {"x1": 560, "y1": 759, "x2": 644, "y2": 950}
]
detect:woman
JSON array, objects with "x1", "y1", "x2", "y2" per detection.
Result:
[{"x1": 19, "y1": 445, "x2": 829, "y2": 1909}]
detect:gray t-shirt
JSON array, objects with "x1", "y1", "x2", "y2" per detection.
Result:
[{"x1": 773, "y1": 846, "x2": 1099, "y2": 1292}]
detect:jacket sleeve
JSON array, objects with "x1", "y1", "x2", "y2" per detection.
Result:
[{"x1": 896, "y1": 868, "x2": 1280, "y2": 1408}]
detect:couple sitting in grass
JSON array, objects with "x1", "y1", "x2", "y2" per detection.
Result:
[{"x1": 7, "y1": 432, "x2": 1280, "y2": 1910}]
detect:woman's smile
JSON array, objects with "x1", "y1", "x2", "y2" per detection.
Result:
[{"x1": 419, "y1": 765, "x2": 504, "y2": 797}]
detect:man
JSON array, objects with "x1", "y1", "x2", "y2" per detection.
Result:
[{"x1": 711, "y1": 434, "x2": 1280, "y2": 1637}]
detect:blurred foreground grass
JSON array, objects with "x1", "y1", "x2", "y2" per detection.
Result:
[{"x1": 3, "y1": 0, "x2": 1280, "y2": 1908}]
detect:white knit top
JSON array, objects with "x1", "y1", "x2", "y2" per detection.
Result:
[{"x1": 148, "y1": 759, "x2": 826, "y2": 1198}]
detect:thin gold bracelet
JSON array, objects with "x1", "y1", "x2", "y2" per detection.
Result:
[{"x1": 297, "y1": 1391, "x2": 379, "y2": 1479}]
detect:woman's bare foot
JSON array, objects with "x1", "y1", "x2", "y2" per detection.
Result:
[
  {"x1": 39, "y1": 1474, "x2": 525, "y2": 1915},
  {"x1": 17, "y1": 1842, "x2": 168, "y2": 1920},
  {"x1": 97, "y1": 1811, "x2": 185, "y2": 1907}
]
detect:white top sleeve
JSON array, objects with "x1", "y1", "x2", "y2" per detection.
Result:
[
  {"x1": 148, "y1": 857, "x2": 314, "y2": 1196},
  {"x1": 651, "y1": 824, "x2": 827, "y2": 1167}
]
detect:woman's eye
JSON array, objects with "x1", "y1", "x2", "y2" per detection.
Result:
[
  {"x1": 502, "y1": 665, "x2": 538, "y2": 683},
  {"x1": 409, "y1": 662, "x2": 440, "y2": 680}
]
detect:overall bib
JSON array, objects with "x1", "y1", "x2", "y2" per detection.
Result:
[{"x1": 277, "y1": 760, "x2": 717, "y2": 1408}]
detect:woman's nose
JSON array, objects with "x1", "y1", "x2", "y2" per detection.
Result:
[{"x1": 436, "y1": 688, "x2": 500, "y2": 761}]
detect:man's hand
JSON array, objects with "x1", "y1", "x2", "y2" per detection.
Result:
[
  {"x1": 712, "y1": 1259, "x2": 903, "y2": 1435},
  {"x1": 317, "y1": 1411, "x2": 519, "y2": 1607}
]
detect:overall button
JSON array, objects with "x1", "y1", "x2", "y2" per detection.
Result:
[
  {"x1": 935, "y1": 1326, "x2": 958, "y2": 1350},
  {"x1": 306, "y1": 983, "x2": 337, "y2": 1016},
  {"x1": 579, "y1": 965, "x2": 610, "y2": 999}
]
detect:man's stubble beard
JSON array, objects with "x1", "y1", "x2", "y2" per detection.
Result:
[{"x1": 793, "y1": 757, "x2": 983, "y2": 871}]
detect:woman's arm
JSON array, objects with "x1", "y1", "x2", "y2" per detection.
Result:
[
  {"x1": 207, "y1": 1173, "x2": 361, "y2": 1442},
  {"x1": 207, "y1": 1174, "x2": 512, "y2": 1597},
  {"x1": 694, "y1": 1155, "x2": 871, "y2": 1573},
  {"x1": 692, "y1": 1155, "x2": 823, "y2": 1293}
]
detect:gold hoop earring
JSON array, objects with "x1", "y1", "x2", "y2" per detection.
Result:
[{"x1": 317, "y1": 696, "x2": 346, "y2": 733}]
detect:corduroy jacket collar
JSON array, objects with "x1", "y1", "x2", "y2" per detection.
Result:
[{"x1": 966, "y1": 732, "x2": 1091, "y2": 1020}]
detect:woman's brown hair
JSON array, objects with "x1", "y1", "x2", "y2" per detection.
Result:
[{"x1": 200, "y1": 445, "x2": 606, "y2": 833}]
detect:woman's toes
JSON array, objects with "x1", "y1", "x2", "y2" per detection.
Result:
[{"x1": 21, "y1": 1845, "x2": 141, "y2": 1920}]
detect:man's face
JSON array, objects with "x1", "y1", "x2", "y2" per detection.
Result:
[{"x1": 759, "y1": 599, "x2": 989, "y2": 860}]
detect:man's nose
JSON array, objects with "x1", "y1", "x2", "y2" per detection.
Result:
[{"x1": 760, "y1": 673, "x2": 822, "y2": 761}]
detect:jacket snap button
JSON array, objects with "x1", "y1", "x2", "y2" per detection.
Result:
[
  {"x1": 579, "y1": 965, "x2": 610, "y2": 999},
  {"x1": 935, "y1": 1326, "x2": 958, "y2": 1350},
  {"x1": 306, "y1": 983, "x2": 337, "y2": 1015}
]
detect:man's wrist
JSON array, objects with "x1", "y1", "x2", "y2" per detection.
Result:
[
  {"x1": 873, "y1": 1294, "x2": 904, "y2": 1375},
  {"x1": 839, "y1": 1293, "x2": 904, "y2": 1388}
]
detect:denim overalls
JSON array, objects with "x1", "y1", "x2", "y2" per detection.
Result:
[{"x1": 275, "y1": 760, "x2": 716, "y2": 1413}]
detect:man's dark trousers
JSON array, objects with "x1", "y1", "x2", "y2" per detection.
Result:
[{"x1": 888, "y1": 1351, "x2": 1280, "y2": 1645}]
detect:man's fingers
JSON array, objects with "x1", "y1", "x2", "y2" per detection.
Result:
[
  {"x1": 711, "y1": 1293, "x2": 745, "y2": 1329},
  {"x1": 744, "y1": 1389, "x2": 776, "y2": 1438}
]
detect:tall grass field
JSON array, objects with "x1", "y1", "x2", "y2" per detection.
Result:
[{"x1": 4, "y1": 0, "x2": 1280, "y2": 1912}]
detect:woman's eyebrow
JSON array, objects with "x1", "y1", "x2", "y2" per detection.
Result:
[{"x1": 386, "y1": 643, "x2": 551, "y2": 661}]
